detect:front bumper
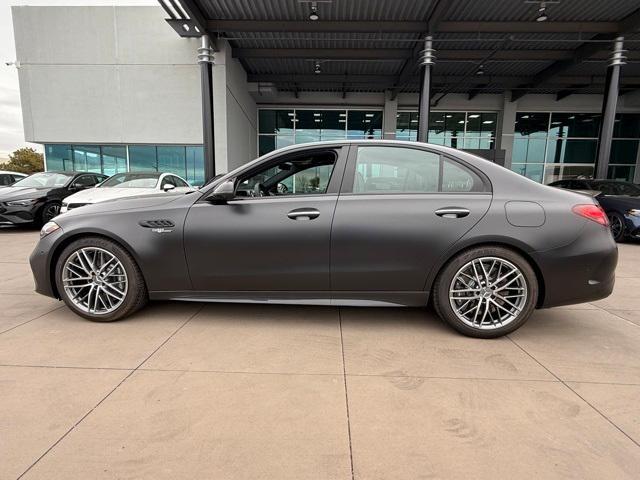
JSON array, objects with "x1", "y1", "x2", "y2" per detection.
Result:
[
  {"x1": 623, "y1": 213, "x2": 640, "y2": 239},
  {"x1": 0, "y1": 202, "x2": 41, "y2": 225},
  {"x1": 532, "y1": 224, "x2": 618, "y2": 308},
  {"x1": 29, "y1": 227, "x2": 63, "y2": 298}
]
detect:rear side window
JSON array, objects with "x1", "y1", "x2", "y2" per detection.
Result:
[
  {"x1": 352, "y1": 146, "x2": 486, "y2": 194},
  {"x1": 0, "y1": 174, "x2": 11, "y2": 186}
]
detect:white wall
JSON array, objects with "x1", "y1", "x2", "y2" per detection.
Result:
[{"x1": 12, "y1": 6, "x2": 202, "y2": 145}]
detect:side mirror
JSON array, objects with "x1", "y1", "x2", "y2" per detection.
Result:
[
  {"x1": 207, "y1": 179, "x2": 235, "y2": 203},
  {"x1": 163, "y1": 183, "x2": 176, "y2": 192}
]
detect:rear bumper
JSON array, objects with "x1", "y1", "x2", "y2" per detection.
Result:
[{"x1": 532, "y1": 225, "x2": 617, "y2": 308}]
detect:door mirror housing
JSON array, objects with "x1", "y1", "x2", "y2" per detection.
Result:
[
  {"x1": 162, "y1": 183, "x2": 176, "y2": 192},
  {"x1": 207, "y1": 179, "x2": 235, "y2": 203}
]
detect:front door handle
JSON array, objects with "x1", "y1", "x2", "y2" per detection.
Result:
[
  {"x1": 435, "y1": 207, "x2": 470, "y2": 219},
  {"x1": 287, "y1": 208, "x2": 320, "y2": 220}
]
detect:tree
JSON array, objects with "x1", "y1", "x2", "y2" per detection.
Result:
[{"x1": 0, "y1": 147, "x2": 44, "y2": 174}]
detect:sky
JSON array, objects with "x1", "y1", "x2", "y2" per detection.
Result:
[{"x1": 0, "y1": 0, "x2": 155, "y2": 162}]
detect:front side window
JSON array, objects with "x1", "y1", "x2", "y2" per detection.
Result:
[
  {"x1": 236, "y1": 151, "x2": 337, "y2": 197},
  {"x1": 74, "y1": 175, "x2": 99, "y2": 187},
  {"x1": 352, "y1": 146, "x2": 485, "y2": 194}
]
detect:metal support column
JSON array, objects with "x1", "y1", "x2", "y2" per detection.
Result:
[
  {"x1": 417, "y1": 36, "x2": 435, "y2": 143},
  {"x1": 198, "y1": 35, "x2": 215, "y2": 181},
  {"x1": 596, "y1": 37, "x2": 626, "y2": 179}
]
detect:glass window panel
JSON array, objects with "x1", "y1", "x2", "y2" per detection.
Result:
[
  {"x1": 296, "y1": 110, "x2": 321, "y2": 138},
  {"x1": 513, "y1": 138, "x2": 546, "y2": 163},
  {"x1": 465, "y1": 113, "x2": 497, "y2": 137},
  {"x1": 441, "y1": 159, "x2": 485, "y2": 192},
  {"x1": 546, "y1": 139, "x2": 597, "y2": 164},
  {"x1": 101, "y1": 146, "x2": 127, "y2": 176},
  {"x1": 610, "y1": 140, "x2": 639, "y2": 165},
  {"x1": 72, "y1": 145, "x2": 101, "y2": 172},
  {"x1": 543, "y1": 164, "x2": 594, "y2": 184},
  {"x1": 319, "y1": 110, "x2": 346, "y2": 140},
  {"x1": 607, "y1": 165, "x2": 636, "y2": 181},
  {"x1": 444, "y1": 112, "x2": 466, "y2": 138},
  {"x1": 258, "y1": 136, "x2": 275, "y2": 156},
  {"x1": 396, "y1": 112, "x2": 411, "y2": 137},
  {"x1": 428, "y1": 112, "x2": 446, "y2": 143},
  {"x1": 549, "y1": 113, "x2": 601, "y2": 138},
  {"x1": 511, "y1": 163, "x2": 544, "y2": 183},
  {"x1": 463, "y1": 137, "x2": 494, "y2": 150},
  {"x1": 45, "y1": 144, "x2": 72, "y2": 171},
  {"x1": 353, "y1": 146, "x2": 440, "y2": 193},
  {"x1": 515, "y1": 112, "x2": 550, "y2": 138},
  {"x1": 128, "y1": 146, "x2": 157, "y2": 171},
  {"x1": 186, "y1": 146, "x2": 205, "y2": 186},
  {"x1": 277, "y1": 136, "x2": 295, "y2": 149},
  {"x1": 614, "y1": 113, "x2": 640, "y2": 138},
  {"x1": 157, "y1": 146, "x2": 186, "y2": 177},
  {"x1": 258, "y1": 110, "x2": 294, "y2": 135},
  {"x1": 347, "y1": 110, "x2": 382, "y2": 139}
]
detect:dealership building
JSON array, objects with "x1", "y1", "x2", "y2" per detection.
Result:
[{"x1": 10, "y1": 0, "x2": 640, "y2": 186}]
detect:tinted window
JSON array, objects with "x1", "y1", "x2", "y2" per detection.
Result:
[
  {"x1": 0, "y1": 174, "x2": 12, "y2": 186},
  {"x1": 591, "y1": 182, "x2": 618, "y2": 196},
  {"x1": 441, "y1": 159, "x2": 485, "y2": 192},
  {"x1": 74, "y1": 175, "x2": 99, "y2": 187},
  {"x1": 353, "y1": 146, "x2": 485, "y2": 194},
  {"x1": 237, "y1": 151, "x2": 336, "y2": 197},
  {"x1": 172, "y1": 176, "x2": 189, "y2": 188},
  {"x1": 354, "y1": 146, "x2": 440, "y2": 193},
  {"x1": 161, "y1": 176, "x2": 176, "y2": 188}
]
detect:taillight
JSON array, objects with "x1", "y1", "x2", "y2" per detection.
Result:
[{"x1": 572, "y1": 204, "x2": 609, "y2": 226}]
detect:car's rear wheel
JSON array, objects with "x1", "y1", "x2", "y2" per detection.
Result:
[
  {"x1": 55, "y1": 236, "x2": 147, "y2": 322},
  {"x1": 433, "y1": 246, "x2": 538, "y2": 338},
  {"x1": 607, "y1": 212, "x2": 626, "y2": 242}
]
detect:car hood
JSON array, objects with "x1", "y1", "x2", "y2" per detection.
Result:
[
  {"x1": 0, "y1": 186, "x2": 52, "y2": 201},
  {"x1": 58, "y1": 192, "x2": 191, "y2": 219},
  {"x1": 64, "y1": 187, "x2": 157, "y2": 204}
]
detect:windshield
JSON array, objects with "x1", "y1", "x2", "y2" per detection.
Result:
[
  {"x1": 12, "y1": 172, "x2": 73, "y2": 188},
  {"x1": 100, "y1": 173, "x2": 159, "y2": 188}
]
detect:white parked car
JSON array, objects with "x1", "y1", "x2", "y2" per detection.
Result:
[
  {"x1": 0, "y1": 170, "x2": 28, "y2": 187},
  {"x1": 60, "y1": 172, "x2": 194, "y2": 213}
]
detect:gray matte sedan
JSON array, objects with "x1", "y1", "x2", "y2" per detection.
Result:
[{"x1": 29, "y1": 141, "x2": 617, "y2": 338}]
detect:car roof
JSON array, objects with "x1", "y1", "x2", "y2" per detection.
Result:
[{"x1": 0, "y1": 170, "x2": 27, "y2": 175}]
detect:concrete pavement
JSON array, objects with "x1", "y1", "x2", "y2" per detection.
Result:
[{"x1": 1, "y1": 228, "x2": 639, "y2": 479}]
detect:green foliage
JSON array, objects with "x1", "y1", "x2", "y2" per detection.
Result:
[{"x1": 0, "y1": 147, "x2": 44, "y2": 174}]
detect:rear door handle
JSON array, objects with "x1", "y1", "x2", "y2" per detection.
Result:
[
  {"x1": 287, "y1": 208, "x2": 320, "y2": 220},
  {"x1": 435, "y1": 207, "x2": 470, "y2": 218}
]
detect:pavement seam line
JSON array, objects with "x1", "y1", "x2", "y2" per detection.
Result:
[
  {"x1": 0, "y1": 304, "x2": 66, "y2": 336},
  {"x1": 15, "y1": 304, "x2": 204, "y2": 480},
  {"x1": 507, "y1": 334, "x2": 640, "y2": 449},
  {"x1": 593, "y1": 305, "x2": 640, "y2": 329},
  {"x1": 338, "y1": 307, "x2": 356, "y2": 480}
]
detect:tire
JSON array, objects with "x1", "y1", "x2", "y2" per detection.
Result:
[
  {"x1": 432, "y1": 246, "x2": 538, "y2": 339},
  {"x1": 55, "y1": 236, "x2": 148, "y2": 322},
  {"x1": 39, "y1": 201, "x2": 61, "y2": 226},
  {"x1": 607, "y1": 211, "x2": 626, "y2": 242}
]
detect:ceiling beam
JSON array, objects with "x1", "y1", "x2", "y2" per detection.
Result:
[
  {"x1": 173, "y1": 0, "x2": 209, "y2": 34},
  {"x1": 511, "y1": 7, "x2": 640, "y2": 102},
  {"x1": 247, "y1": 73, "x2": 640, "y2": 87},
  {"x1": 207, "y1": 20, "x2": 622, "y2": 34},
  {"x1": 234, "y1": 48, "x2": 639, "y2": 61}
]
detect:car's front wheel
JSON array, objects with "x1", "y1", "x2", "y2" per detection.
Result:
[
  {"x1": 607, "y1": 212, "x2": 626, "y2": 242},
  {"x1": 55, "y1": 236, "x2": 147, "y2": 322},
  {"x1": 433, "y1": 246, "x2": 538, "y2": 338}
]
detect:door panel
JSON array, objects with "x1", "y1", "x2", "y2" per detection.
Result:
[
  {"x1": 185, "y1": 195, "x2": 337, "y2": 292},
  {"x1": 330, "y1": 193, "x2": 491, "y2": 291}
]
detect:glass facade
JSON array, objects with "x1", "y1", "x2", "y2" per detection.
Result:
[
  {"x1": 511, "y1": 112, "x2": 640, "y2": 183},
  {"x1": 45, "y1": 144, "x2": 205, "y2": 186},
  {"x1": 258, "y1": 108, "x2": 383, "y2": 155},
  {"x1": 396, "y1": 111, "x2": 497, "y2": 149}
]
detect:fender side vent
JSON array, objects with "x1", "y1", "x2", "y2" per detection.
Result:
[{"x1": 139, "y1": 219, "x2": 175, "y2": 228}]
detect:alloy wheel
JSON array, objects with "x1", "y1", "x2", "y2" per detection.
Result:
[
  {"x1": 43, "y1": 203, "x2": 60, "y2": 222},
  {"x1": 608, "y1": 214, "x2": 623, "y2": 240},
  {"x1": 449, "y1": 257, "x2": 528, "y2": 330},
  {"x1": 62, "y1": 247, "x2": 128, "y2": 315}
]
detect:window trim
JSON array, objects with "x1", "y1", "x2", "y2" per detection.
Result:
[{"x1": 340, "y1": 143, "x2": 491, "y2": 196}]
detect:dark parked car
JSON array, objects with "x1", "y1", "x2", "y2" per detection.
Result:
[
  {"x1": 0, "y1": 171, "x2": 107, "y2": 226},
  {"x1": 549, "y1": 179, "x2": 640, "y2": 242},
  {"x1": 30, "y1": 141, "x2": 617, "y2": 338}
]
